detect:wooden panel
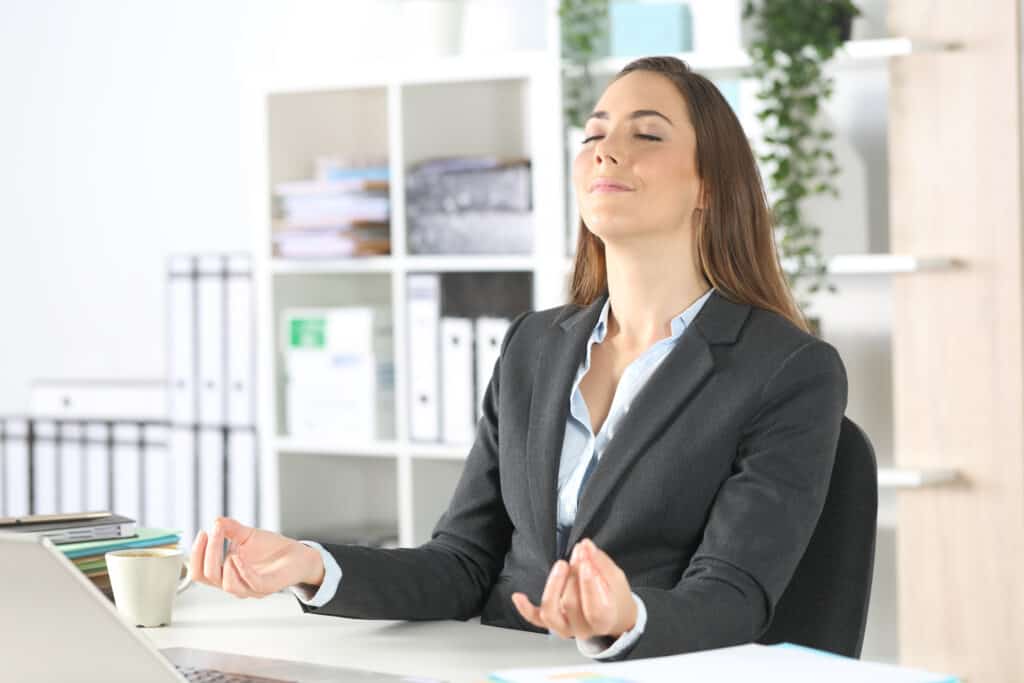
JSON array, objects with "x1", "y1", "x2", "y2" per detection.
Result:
[{"x1": 888, "y1": 1, "x2": 1024, "y2": 679}]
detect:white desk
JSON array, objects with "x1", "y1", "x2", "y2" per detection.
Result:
[{"x1": 144, "y1": 584, "x2": 592, "y2": 683}]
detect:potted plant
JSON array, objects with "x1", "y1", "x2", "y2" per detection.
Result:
[{"x1": 743, "y1": 0, "x2": 861, "y2": 326}]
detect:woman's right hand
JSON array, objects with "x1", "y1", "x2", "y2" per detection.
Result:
[{"x1": 189, "y1": 516, "x2": 325, "y2": 599}]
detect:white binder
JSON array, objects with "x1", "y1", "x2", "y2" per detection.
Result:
[
  {"x1": 143, "y1": 423, "x2": 172, "y2": 529},
  {"x1": 169, "y1": 255, "x2": 198, "y2": 426},
  {"x1": 474, "y1": 317, "x2": 510, "y2": 421},
  {"x1": 197, "y1": 255, "x2": 226, "y2": 426},
  {"x1": 58, "y1": 422, "x2": 85, "y2": 514},
  {"x1": 171, "y1": 427, "x2": 198, "y2": 546},
  {"x1": 3, "y1": 419, "x2": 30, "y2": 516},
  {"x1": 227, "y1": 428, "x2": 258, "y2": 527},
  {"x1": 112, "y1": 422, "x2": 142, "y2": 522},
  {"x1": 198, "y1": 426, "x2": 224, "y2": 533},
  {"x1": 440, "y1": 317, "x2": 475, "y2": 444},
  {"x1": 226, "y1": 254, "x2": 255, "y2": 428},
  {"x1": 407, "y1": 274, "x2": 441, "y2": 441},
  {"x1": 32, "y1": 420, "x2": 58, "y2": 515},
  {"x1": 84, "y1": 422, "x2": 111, "y2": 512}
]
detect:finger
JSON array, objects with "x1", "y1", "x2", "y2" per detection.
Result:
[
  {"x1": 189, "y1": 530, "x2": 210, "y2": 586},
  {"x1": 203, "y1": 520, "x2": 226, "y2": 585},
  {"x1": 221, "y1": 555, "x2": 256, "y2": 599},
  {"x1": 560, "y1": 570, "x2": 593, "y2": 640},
  {"x1": 216, "y1": 516, "x2": 255, "y2": 546},
  {"x1": 538, "y1": 561, "x2": 572, "y2": 638},
  {"x1": 579, "y1": 558, "x2": 614, "y2": 635},
  {"x1": 231, "y1": 553, "x2": 271, "y2": 596},
  {"x1": 511, "y1": 592, "x2": 547, "y2": 630}
]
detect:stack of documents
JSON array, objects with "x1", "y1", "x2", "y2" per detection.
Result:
[
  {"x1": 57, "y1": 527, "x2": 182, "y2": 600},
  {"x1": 273, "y1": 164, "x2": 391, "y2": 259},
  {"x1": 488, "y1": 642, "x2": 959, "y2": 683}
]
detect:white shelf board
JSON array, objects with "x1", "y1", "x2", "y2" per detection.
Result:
[
  {"x1": 397, "y1": 49, "x2": 549, "y2": 86},
  {"x1": 586, "y1": 37, "x2": 958, "y2": 78},
  {"x1": 877, "y1": 467, "x2": 961, "y2": 489},
  {"x1": 403, "y1": 255, "x2": 536, "y2": 272},
  {"x1": 826, "y1": 254, "x2": 961, "y2": 274},
  {"x1": 271, "y1": 255, "x2": 538, "y2": 274},
  {"x1": 271, "y1": 257, "x2": 396, "y2": 274},
  {"x1": 275, "y1": 437, "x2": 401, "y2": 457},
  {"x1": 777, "y1": 253, "x2": 961, "y2": 275},
  {"x1": 408, "y1": 443, "x2": 472, "y2": 460}
]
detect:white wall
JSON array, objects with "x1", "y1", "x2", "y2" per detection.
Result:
[{"x1": 0, "y1": 0, "x2": 403, "y2": 414}]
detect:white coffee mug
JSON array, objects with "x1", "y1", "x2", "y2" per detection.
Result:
[{"x1": 105, "y1": 548, "x2": 192, "y2": 628}]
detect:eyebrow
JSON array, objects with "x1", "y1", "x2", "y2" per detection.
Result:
[{"x1": 586, "y1": 109, "x2": 674, "y2": 126}]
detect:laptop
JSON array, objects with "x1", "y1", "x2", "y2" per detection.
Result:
[{"x1": 1, "y1": 531, "x2": 442, "y2": 682}]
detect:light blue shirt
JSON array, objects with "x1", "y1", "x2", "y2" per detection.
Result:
[{"x1": 294, "y1": 288, "x2": 714, "y2": 660}]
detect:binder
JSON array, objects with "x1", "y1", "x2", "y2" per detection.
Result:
[
  {"x1": 57, "y1": 422, "x2": 85, "y2": 514},
  {"x1": 0, "y1": 420, "x2": 5, "y2": 515},
  {"x1": 440, "y1": 317, "x2": 475, "y2": 444},
  {"x1": 84, "y1": 422, "x2": 111, "y2": 512},
  {"x1": 197, "y1": 255, "x2": 227, "y2": 426},
  {"x1": 32, "y1": 420, "x2": 58, "y2": 515},
  {"x1": 168, "y1": 255, "x2": 198, "y2": 426},
  {"x1": 143, "y1": 423, "x2": 172, "y2": 529},
  {"x1": 474, "y1": 317, "x2": 511, "y2": 421},
  {"x1": 407, "y1": 274, "x2": 441, "y2": 441},
  {"x1": 3, "y1": 420, "x2": 30, "y2": 516},
  {"x1": 198, "y1": 426, "x2": 224, "y2": 533},
  {"x1": 112, "y1": 422, "x2": 142, "y2": 523},
  {"x1": 227, "y1": 428, "x2": 258, "y2": 527},
  {"x1": 31, "y1": 380, "x2": 166, "y2": 421},
  {"x1": 226, "y1": 254, "x2": 255, "y2": 428},
  {"x1": 170, "y1": 427, "x2": 198, "y2": 548}
]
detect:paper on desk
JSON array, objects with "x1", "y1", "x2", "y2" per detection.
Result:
[{"x1": 488, "y1": 643, "x2": 960, "y2": 683}]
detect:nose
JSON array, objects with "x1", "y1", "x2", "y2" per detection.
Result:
[{"x1": 594, "y1": 136, "x2": 620, "y2": 166}]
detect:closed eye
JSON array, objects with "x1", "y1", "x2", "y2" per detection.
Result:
[{"x1": 581, "y1": 134, "x2": 662, "y2": 144}]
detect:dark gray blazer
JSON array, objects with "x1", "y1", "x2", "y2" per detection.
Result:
[{"x1": 300, "y1": 289, "x2": 848, "y2": 660}]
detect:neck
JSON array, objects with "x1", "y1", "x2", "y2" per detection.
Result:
[{"x1": 602, "y1": 230, "x2": 710, "y2": 351}]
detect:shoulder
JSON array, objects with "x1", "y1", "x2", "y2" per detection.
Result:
[{"x1": 737, "y1": 304, "x2": 846, "y2": 387}]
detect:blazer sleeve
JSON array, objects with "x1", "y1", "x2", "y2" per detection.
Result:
[
  {"x1": 626, "y1": 338, "x2": 848, "y2": 660},
  {"x1": 296, "y1": 310, "x2": 529, "y2": 622}
]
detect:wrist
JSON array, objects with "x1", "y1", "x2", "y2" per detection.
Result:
[{"x1": 299, "y1": 542, "x2": 326, "y2": 587}]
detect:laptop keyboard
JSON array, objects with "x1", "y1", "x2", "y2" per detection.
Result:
[{"x1": 175, "y1": 664, "x2": 295, "y2": 683}]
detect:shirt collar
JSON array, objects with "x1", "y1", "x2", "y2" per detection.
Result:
[{"x1": 592, "y1": 288, "x2": 715, "y2": 344}]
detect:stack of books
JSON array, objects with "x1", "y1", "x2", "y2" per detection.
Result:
[
  {"x1": 273, "y1": 162, "x2": 392, "y2": 259},
  {"x1": 0, "y1": 512, "x2": 182, "y2": 600}
]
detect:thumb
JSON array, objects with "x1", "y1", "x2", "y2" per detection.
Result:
[{"x1": 215, "y1": 516, "x2": 254, "y2": 545}]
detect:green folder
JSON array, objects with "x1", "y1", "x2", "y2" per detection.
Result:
[{"x1": 57, "y1": 527, "x2": 182, "y2": 559}]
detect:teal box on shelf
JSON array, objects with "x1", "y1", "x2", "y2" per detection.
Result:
[{"x1": 610, "y1": 1, "x2": 693, "y2": 57}]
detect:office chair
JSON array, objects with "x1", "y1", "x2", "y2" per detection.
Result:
[{"x1": 756, "y1": 416, "x2": 878, "y2": 658}]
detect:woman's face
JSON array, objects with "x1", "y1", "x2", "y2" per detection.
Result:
[{"x1": 573, "y1": 70, "x2": 703, "y2": 244}]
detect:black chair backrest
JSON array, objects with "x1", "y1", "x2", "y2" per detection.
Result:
[{"x1": 756, "y1": 416, "x2": 878, "y2": 658}]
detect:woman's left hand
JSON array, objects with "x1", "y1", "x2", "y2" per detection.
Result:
[{"x1": 511, "y1": 538, "x2": 638, "y2": 641}]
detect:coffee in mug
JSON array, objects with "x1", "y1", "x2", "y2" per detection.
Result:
[{"x1": 105, "y1": 548, "x2": 191, "y2": 628}]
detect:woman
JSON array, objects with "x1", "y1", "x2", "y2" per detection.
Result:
[{"x1": 190, "y1": 56, "x2": 847, "y2": 662}]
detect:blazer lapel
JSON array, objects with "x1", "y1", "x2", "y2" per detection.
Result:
[
  {"x1": 525, "y1": 293, "x2": 608, "y2": 564},
  {"x1": 565, "y1": 290, "x2": 751, "y2": 554}
]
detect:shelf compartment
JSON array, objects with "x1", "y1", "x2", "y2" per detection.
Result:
[{"x1": 278, "y1": 452, "x2": 399, "y2": 547}]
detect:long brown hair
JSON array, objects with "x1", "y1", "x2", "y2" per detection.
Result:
[{"x1": 568, "y1": 56, "x2": 809, "y2": 333}]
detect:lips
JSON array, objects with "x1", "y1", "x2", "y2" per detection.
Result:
[{"x1": 589, "y1": 178, "x2": 634, "y2": 193}]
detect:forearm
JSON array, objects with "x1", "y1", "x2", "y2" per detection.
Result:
[
  {"x1": 627, "y1": 567, "x2": 768, "y2": 660},
  {"x1": 298, "y1": 537, "x2": 500, "y2": 622}
]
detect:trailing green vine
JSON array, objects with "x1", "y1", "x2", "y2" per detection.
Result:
[{"x1": 743, "y1": 0, "x2": 860, "y2": 314}]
